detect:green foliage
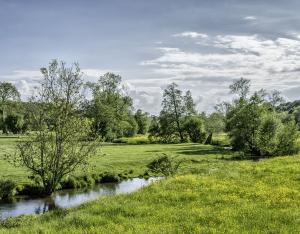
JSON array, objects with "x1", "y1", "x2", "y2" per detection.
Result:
[
  {"x1": 205, "y1": 112, "x2": 225, "y2": 135},
  {"x1": 183, "y1": 116, "x2": 207, "y2": 143},
  {"x1": 113, "y1": 135, "x2": 150, "y2": 144},
  {"x1": 155, "y1": 83, "x2": 198, "y2": 143},
  {"x1": 0, "y1": 82, "x2": 20, "y2": 134},
  {"x1": 3, "y1": 114, "x2": 26, "y2": 134},
  {"x1": 275, "y1": 120, "x2": 300, "y2": 155},
  {"x1": 147, "y1": 154, "x2": 182, "y2": 176},
  {"x1": 226, "y1": 79, "x2": 299, "y2": 157},
  {"x1": 85, "y1": 73, "x2": 137, "y2": 141},
  {"x1": 7, "y1": 60, "x2": 98, "y2": 195},
  {"x1": 292, "y1": 106, "x2": 300, "y2": 127},
  {"x1": 0, "y1": 179, "x2": 16, "y2": 200},
  {"x1": 134, "y1": 109, "x2": 150, "y2": 134},
  {"x1": 148, "y1": 116, "x2": 161, "y2": 143},
  {"x1": 99, "y1": 172, "x2": 121, "y2": 183}
]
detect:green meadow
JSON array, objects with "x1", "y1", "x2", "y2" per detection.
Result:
[{"x1": 1, "y1": 136, "x2": 300, "y2": 233}]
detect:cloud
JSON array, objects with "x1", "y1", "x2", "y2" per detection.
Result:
[
  {"x1": 173, "y1": 31, "x2": 208, "y2": 39},
  {"x1": 243, "y1": 16, "x2": 257, "y2": 21},
  {"x1": 81, "y1": 69, "x2": 117, "y2": 82},
  {"x1": 0, "y1": 68, "x2": 116, "y2": 101},
  {"x1": 140, "y1": 33, "x2": 300, "y2": 112}
]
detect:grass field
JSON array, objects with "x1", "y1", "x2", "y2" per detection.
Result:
[
  {"x1": 0, "y1": 136, "x2": 231, "y2": 185},
  {"x1": 1, "y1": 136, "x2": 300, "y2": 233}
]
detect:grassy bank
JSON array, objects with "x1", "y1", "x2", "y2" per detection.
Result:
[
  {"x1": 1, "y1": 155, "x2": 300, "y2": 233},
  {"x1": 1, "y1": 136, "x2": 300, "y2": 232}
]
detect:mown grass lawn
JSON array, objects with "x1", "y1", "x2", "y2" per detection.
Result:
[{"x1": 1, "y1": 136, "x2": 300, "y2": 233}]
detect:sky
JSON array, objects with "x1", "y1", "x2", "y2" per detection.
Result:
[{"x1": 1, "y1": 0, "x2": 300, "y2": 114}]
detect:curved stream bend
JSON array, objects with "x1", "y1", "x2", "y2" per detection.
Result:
[{"x1": 0, "y1": 177, "x2": 161, "y2": 220}]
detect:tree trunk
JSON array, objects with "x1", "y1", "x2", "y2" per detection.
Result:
[{"x1": 205, "y1": 133, "x2": 213, "y2": 145}]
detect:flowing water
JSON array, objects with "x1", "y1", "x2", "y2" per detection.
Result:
[{"x1": 0, "y1": 177, "x2": 161, "y2": 220}]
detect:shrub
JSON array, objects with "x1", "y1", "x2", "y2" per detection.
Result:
[
  {"x1": 183, "y1": 116, "x2": 207, "y2": 143},
  {"x1": 275, "y1": 121, "x2": 300, "y2": 155},
  {"x1": 147, "y1": 154, "x2": 183, "y2": 177},
  {"x1": 17, "y1": 184, "x2": 44, "y2": 197},
  {"x1": 0, "y1": 179, "x2": 17, "y2": 199},
  {"x1": 60, "y1": 176, "x2": 82, "y2": 189},
  {"x1": 99, "y1": 172, "x2": 121, "y2": 183}
]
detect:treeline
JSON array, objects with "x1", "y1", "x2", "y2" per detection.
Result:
[
  {"x1": 1, "y1": 60, "x2": 300, "y2": 196},
  {"x1": 1, "y1": 61, "x2": 300, "y2": 157}
]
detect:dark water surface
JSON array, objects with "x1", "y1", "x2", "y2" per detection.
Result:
[{"x1": 0, "y1": 177, "x2": 161, "y2": 220}]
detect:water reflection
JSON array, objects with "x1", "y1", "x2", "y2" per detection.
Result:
[{"x1": 0, "y1": 177, "x2": 161, "y2": 220}]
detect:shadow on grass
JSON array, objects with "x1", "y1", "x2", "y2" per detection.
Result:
[
  {"x1": 218, "y1": 155, "x2": 270, "y2": 162},
  {"x1": 175, "y1": 145, "x2": 232, "y2": 156}
]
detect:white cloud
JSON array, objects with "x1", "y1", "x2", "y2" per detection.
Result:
[
  {"x1": 243, "y1": 16, "x2": 257, "y2": 21},
  {"x1": 173, "y1": 31, "x2": 208, "y2": 39},
  {"x1": 141, "y1": 33, "x2": 300, "y2": 112},
  {"x1": 0, "y1": 68, "x2": 116, "y2": 101}
]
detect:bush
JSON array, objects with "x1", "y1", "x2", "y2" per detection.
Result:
[
  {"x1": 147, "y1": 154, "x2": 183, "y2": 177},
  {"x1": 99, "y1": 172, "x2": 121, "y2": 183},
  {"x1": 60, "y1": 176, "x2": 82, "y2": 189},
  {"x1": 227, "y1": 94, "x2": 300, "y2": 157},
  {"x1": 0, "y1": 179, "x2": 17, "y2": 199},
  {"x1": 18, "y1": 184, "x2": 44, "y2": 197},
  {"x1": 3, "y1": 114, "x2": 26, "y2": 134},
  {"x1": 183, "y1": 116, "x2": 207, "y2": 143},
  {"x1": 61, "y1": 175, "x2": 96, "y2": 189},
  {"x1": 275, "y1": 121, "x2": 300, "y2": 155}
]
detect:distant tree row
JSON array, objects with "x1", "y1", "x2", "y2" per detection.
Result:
[
  {"x1": 1, "y1": 61, "x2": 300, "y2": 156},
  {"x1": 2, "y1": 60, "x2": 300, "y2": 195}
]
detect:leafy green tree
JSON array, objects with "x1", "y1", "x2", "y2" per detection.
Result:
[
  {"x1": 158, "y1": 83, "x2": 197, "y2": 143},
  {"x1": 183, "y1": 116, "x2": 207, "y2": 143},
  {"x1": 8, "y1": 60, "x2": 97, "y2": 195},
  {"x1": 0, "y1": 82, "x2": 20, "y2": 133},
  {"x1": 184, "y1": 90, "x2": 197, "y2": 116},
  {"x1": 226, "y1": 79, "x2": 299, "y2": 157},
  {"x1": 204, "y1": 112, "x2": 225, "y2": 144},
  {"x1": 161, "y1": 83, "x2": 185, "y2": 142},
  {"x1": 4, "y1": 114, "x2": 26, "y2": 134},
  {"x1": 86, "y1": 73, "x2": 136, "y2": 141},
  {"x1": 134, "y1": 109, "x2": 150, "y2": 134},
  {"x1": 292, "y1": 106, "x2": 300, "y2": 127},
  {"x1": 148, "y1": 116, "x2": 161, "y2": 142}
]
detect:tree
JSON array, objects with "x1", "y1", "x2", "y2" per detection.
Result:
[
  {"x1": 183, "y1": 116, "x2": 207, "y2": 143},
  {"x1": 204, "y1": 112, "x2": 225, "y2": 144},
  {"x1": 226, "y1": 79, "x2": 299, "y2": 157},
  {"x1": 229, "y1": 78, "x2": 250, "y2": 100},
  {"x1": 8, "y1": 60, "x2": 97, "y2": 195},
  {"x1": 293, "y1": 107, "x2": 300, "y2": 127},
  {"x1": 184, "y1": 90, "x2": 197, "y2": 116},
  {"x1": 160, "y1": 83, "x2": 186, "y2": 142},
  {"x1": 4, "y1": 114, "x2": 26, "y2": 134},
  {"x1": 0, "y1": 82, "x2": 20, "y2": 133},
  {"x1": 268, "y1": 90, "x2": 284, "y2": 108},
  {"x1": 86, "y1": 73, "x2": 136, "y2": 141},
  {"x1": 148, "y1": 116, "x2": 161, "y2": 142},
  {"x1": 134, "y1": 109, "x2": 150, "y2": 134}
]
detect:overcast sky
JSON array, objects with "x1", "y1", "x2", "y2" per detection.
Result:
[{"x1": 1, "y1": 0, "x2": 300, "y2": 114}]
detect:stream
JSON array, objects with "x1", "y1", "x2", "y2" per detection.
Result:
[{"x1": 0, "y1": 177, "x2": 161, "y2": 220}]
